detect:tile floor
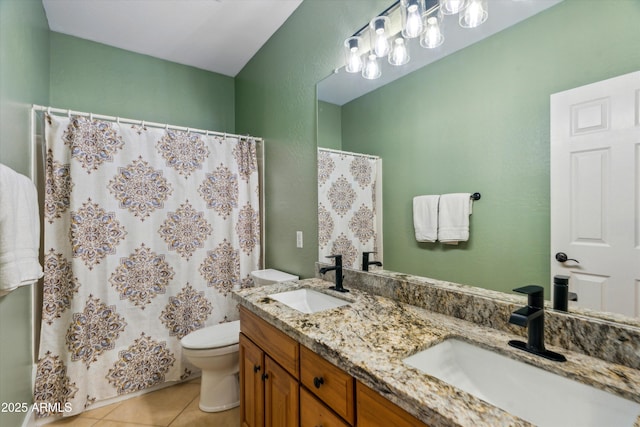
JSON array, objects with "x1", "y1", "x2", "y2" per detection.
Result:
[{"x1": 44, "y1": 379, "x2": 239, "y2": 427}]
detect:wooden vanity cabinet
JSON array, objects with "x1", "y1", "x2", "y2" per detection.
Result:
[
  {"x1": 300, "y1": 387, "x2": 350, "y2": 427},
  {"x1": 239, "y1": 334, "x2": 265, "y2": 427},
  {"x1": 356, "y1": 381, "x2": 429, "y2": 427},
  {"x1": 300, "y1": 345, "x2": 355, "y2": 425},
  {"x1": 240, "y1": 307, "x2": 299, "y2": 427},
  {"x1": 239, "y1": 306, "x2": 428, "y2": 427},
  {"x1": 265, "y1": 355, "x2": 299, "y2": 427}
]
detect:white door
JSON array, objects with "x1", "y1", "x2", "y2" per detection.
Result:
[{"x1": 551, "y1": 71, "x2": 640, "y2": 318}]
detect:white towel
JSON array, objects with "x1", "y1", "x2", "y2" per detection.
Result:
[
  {"x1": 438, "y1": 193, "x2": 473, "y2": 244},
  {"x1": 413, "y1": 195, "x2": 440, "y2": 242},
  {"x1": 0, "y1": 163, "x2": 43, "y2": 297}
]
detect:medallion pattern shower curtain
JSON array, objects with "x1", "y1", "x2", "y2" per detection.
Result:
[
  {"x1": 317, "y1": 149, "x2": 382, "y2": 269},
  {"x1": 35, "y1": 113, "x2": 260, "y2": 417}
]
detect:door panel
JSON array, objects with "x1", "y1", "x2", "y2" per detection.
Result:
[
  {"x1": 240, "y1": 333, "x2": 265, "y2": 427},
  {"x1": 265, "y1": 356, "x2": 299, "y2": 427},
  {"x1": 551, "y1": 71, "x2": 640, "y2": 317}
]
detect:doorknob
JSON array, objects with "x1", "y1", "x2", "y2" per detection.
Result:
[{"x1": 555, "y1": 252, "x2": 579, "y2": 263}]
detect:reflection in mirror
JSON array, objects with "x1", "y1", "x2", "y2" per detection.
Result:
[
  {"x1": 317, "y1": 148, "x2": 383, "y2": 270},
  {"x1": 317, "y1": 0, "x2": 640, "y2": 323}
]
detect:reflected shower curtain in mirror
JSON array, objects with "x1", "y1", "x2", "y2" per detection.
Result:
[
  {"x1": 35, "y1": 113, "x2": 260, "y2": 418},
  {"x1": 317, "y1": 148, "x2": 382, "y2": 269}
]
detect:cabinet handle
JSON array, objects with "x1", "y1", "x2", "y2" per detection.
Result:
[
  {"x1": 313, "y1": 376, "x2": 324, "y2": 389},
  {"x1": 261, "y1": 373, "x2": 269, "y2": 381},
  {"x1": 253, "y1": 365, "x2": 261, "y2": 373}
]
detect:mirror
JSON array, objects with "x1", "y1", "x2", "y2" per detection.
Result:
[{"x1": 317, "y1": 0, "x2": 640, "y2": 325}]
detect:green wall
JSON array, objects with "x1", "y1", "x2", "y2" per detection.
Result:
[
  {"x1": 0, "y1": 0, "x2": 50, "y2": 425},
  {"x1": 317, "y1": 101, "x2": 342, "y2": 150},
  {"x1": 340, "y1": 0, "x2": 640, "y2": 295},
  {"x1": 235, "y1": 0, "x2": 389, "y2": 278},
  {"x1": 50, "y1": 32, "x2": 235, "y2": 132}
]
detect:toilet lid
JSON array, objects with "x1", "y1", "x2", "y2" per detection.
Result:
[
  {"x1": 181, "y1": 320, "x2": 240, "y2": 350},
  {"x1": 251, "y1": 269, "x2": 299, "y2": 282}
]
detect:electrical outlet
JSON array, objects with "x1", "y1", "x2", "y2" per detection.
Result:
[{"x1": 296, "y1": 231, "x2": 303, "y2": 248}]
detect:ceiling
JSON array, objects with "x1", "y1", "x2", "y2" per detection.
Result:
[{"x1": 42, "y1": 0, "x2": 303, "y2": 77}]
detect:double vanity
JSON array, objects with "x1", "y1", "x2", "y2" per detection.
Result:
[{"x1": 232, "y1": 268, "x2": 640, "y2": 426}]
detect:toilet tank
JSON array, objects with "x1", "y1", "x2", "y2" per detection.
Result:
[{"x1": 250, "y1": 269, "x2": 299, "y2": 286}]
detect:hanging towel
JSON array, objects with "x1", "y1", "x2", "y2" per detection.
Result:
[
  {"x1": 413, "y1": 195, "x2": 440, "y2": 242},
  {"x1": 438, "y1": 193, "x2": 473, "y2": 244},
  {"x1": 0, "y1": 163, "x2": 43, "y2": 296}
]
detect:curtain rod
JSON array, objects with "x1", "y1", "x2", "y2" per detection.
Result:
[
  {"x1": 318, "y1": 147, "x2": 380, "y2": 160},
  {"x1": 31, "y1": 104, "x2": 263, "y2": 142}
]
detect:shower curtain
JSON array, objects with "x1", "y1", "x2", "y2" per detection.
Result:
[
  {"x1": 317, "y1": 149, "x2": 382, "y2": 269},
  {"x1": 34, "y1": 113, "x2": 261, "y2": 417}
]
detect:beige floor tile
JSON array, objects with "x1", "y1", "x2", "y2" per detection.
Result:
[
  {"x1": 79, "y1": 401, "x2": 122, "y2": 420},
  {"x1": 102, "y1": 383, "x2": 200, "y2": 426},
  {"x1": 168, "y1": 398, "x2": 240, "y2": 427},
  {"x1": 93, "y1": 421, "x2": 163, "y2": 427},
  {"x1": 45, "y1": 415, "x2": 100, "y2": 426}
]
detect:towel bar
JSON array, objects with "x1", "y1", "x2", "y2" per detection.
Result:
[{"x1": 471, "y1": 193, "x2": 481, "y2": 200}]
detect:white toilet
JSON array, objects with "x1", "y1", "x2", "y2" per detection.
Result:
[
  {"x1": 251, "y1": 268, "x2": 299, "y2": 286},
  {"x1": 181, "y1": 269, "x2": 298, "y2": 413},
  {"x1": 181, "y1": 320, "x2": 241, "y2": 412}
]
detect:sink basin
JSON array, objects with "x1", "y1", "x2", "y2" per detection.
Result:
[
  {"x1": 269, "y1": 289, "x2": 350, "y2": 314},
  {"x1": 403, "y1": 339, "x2": 640, "y2": 427}
]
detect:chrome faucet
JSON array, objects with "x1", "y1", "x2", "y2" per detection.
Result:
[
  {"x1": 319, "y1": 255, "x2": 348, "y2": 292},
  {"x1": 508, "y1": 285, "x2": 566, "y2": 362},
  {"x1": 362, "y1": 251, "x2": 382, "y2": 272}
]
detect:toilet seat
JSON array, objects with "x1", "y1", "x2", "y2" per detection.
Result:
[{"x1": 181, "y1": 320, "x2": 240, "y2": 350}]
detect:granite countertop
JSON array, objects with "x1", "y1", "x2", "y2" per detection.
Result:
[{"x1": 233, "y1": 278, "x2": 640, "y2": 427}]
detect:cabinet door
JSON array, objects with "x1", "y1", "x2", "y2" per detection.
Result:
[
  {"x1": 300, "y1": 345, "x2": 354, "y2": 425},
  {"x1": 240, "y1": 333, "x2": 265, "y2": 427},
  {"x1": 265, "y1": 355, "x2": 299, "y2": 427},
  {"x1": 240, "y1": 306, "x2": 299, "y2": 378},
  {"x1": 356, "y1": 381, "x2": 429, "y2": 427},
  {"x1": 300, "y1": 387, "x2": 350, "y2": 427}
]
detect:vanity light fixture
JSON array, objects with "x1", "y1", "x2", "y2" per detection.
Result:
[
  {"x1": 420, "y1": 9, "x2": 444, "y2": 49},
  {"x1": 439, "y1": 0, "x2": 467, "y2": 15},
  {"x1": 369, "y1": 16, "x2": 391, "y2": 57},
  {"x1": 459, "y1": 0, "x2": 488, "y2": 28},
  {"x1": 344, "y1": 36, "x2": 364, "y2": 73},
  {"x1": 401, "y1": 0, "x2": 425, "y2": 39},
  {"x1": 362, "y1": 54, "x2": 383, "y2": 79},
  {"x1": 388, "y1": 37, "x2": 410, "y2": 66},
  {"x1": 341, "y1": 0, "x2": 488, "y2": 80}
]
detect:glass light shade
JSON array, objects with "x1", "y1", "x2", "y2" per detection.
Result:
[
  {"x1": 369, "y1": 16, "x2": 391, "y2": 57},
  {"x1": 439, "y1": 0, "x2": 467, "y2": 15},
  {"x1": 362, "y1": 54, "x2": 382, "y2": 80},
  {"x1": 420, "y1": 13, "x2": 444, "y2": 49},
  {"x1": 343, "y1": 36, "x2": 364, "y2": 73},
  {"x1": 401, "y1": 0, "x2": 425, "y2": 39},
  {"x1": 459, "y1": 0, "x2": 488, "y2": 28},
  {"x1": 388, "y1": 37, "x2": 410, "y2": 66}
]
